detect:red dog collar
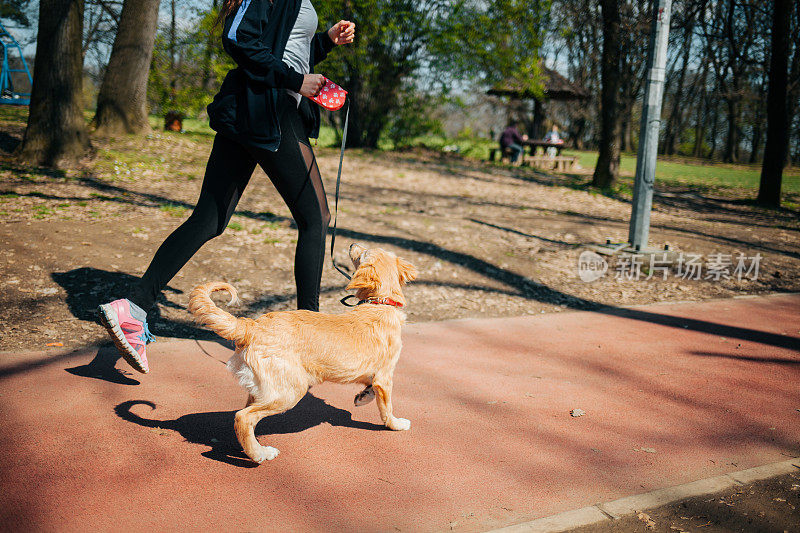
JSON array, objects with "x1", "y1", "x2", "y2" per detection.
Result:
[
  {"x1": 339, "y1": 295, "x2": 404, "y2": 308},
  {"x1": 359, "y1": 297, "x2": 404, "y2": 308}
]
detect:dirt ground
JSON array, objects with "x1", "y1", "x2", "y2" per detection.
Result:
[
  {"x1": 1, "y1": 112, "x2": 799, "y2": 351},
  {"x1": 570, "y1": 472, "x2": 800, "y2": 533}
]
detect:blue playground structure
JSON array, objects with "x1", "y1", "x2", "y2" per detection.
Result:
[{"x1": 0, "y1": 22, "x2": 32, "y2": 105}]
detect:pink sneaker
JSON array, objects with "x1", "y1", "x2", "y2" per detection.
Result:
[{"x1": 98, "y1": 299, "x2": 155, "y2": 374}]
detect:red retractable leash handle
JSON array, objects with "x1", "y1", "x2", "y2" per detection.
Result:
[{"x1": 308, "y1": 76, "x2": 347, "y2": 111}]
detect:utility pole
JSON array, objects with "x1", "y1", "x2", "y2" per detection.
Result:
[{"x1": 628, "y1": 0, "x2": 672, "y2": 250}]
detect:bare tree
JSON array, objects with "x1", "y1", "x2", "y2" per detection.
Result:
[
  {"x1": 83, "y1": 0, "x2": 123, "y2": 83},
  {"x1": 201, "y1": 0, "x2": 219, "y2": 93},
  {"x1": 785, "y1": 0, "x2": 800, "y2": 164},
  {"x1": 92, "y1": 0, "x2": 161, "y2": 135},
  {"x1": 592, "y1": 0, "x2": 623, "y2": 188},
  {"x1": 16, "y1": 0, "x2": 90, "y2": 167},
  {"x1": 617, "y1": 0, "x2": 650, "y2": 153},
  {"x1": 758, "y1": 0, "x2": 791, "y2": 207},
  {"x1": 550, "y1": 0, "x2": 602, "y2": 149},
  {"x1": 0, "y1": 0, "x2": 30, "y2": 26},
  {"x1": 701, "y1": 0, "x2": 761, "y2": 163},
  {"x1": 662, "y1": 16, "x2": 695, "y2": 155}
]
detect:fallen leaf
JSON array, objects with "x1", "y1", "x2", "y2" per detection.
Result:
[{"x1": 636, "y1": 512, "x2": 656, "y2": 529}]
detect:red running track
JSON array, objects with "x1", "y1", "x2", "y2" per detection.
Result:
[{"x1": 1, "y1": 294, "x2": 798, "y2": 532}]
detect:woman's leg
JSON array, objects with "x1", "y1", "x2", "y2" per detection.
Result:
[
  {"x1": 129, "y1": 134, "x2": 257, "y2": 314},
  {"x1": 254, "y1": 98, "x2": 330, "y2": 311}
]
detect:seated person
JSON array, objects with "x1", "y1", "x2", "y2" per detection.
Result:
[
  {"x1": 544, "y1": 125, "x2": 564, "y2": 157},
  {"x1": 499, "y1": 122, "x2": 528, "y2": 164}
]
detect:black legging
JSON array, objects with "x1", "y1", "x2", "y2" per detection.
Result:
[{"x1": 129, "y1": 92, "x2": 331, "y2": 315}]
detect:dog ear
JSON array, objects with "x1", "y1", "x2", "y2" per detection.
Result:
[
  {"x1": 346, "y1": 263, "x2": 380, "y2": 291},
  {"x1": 397, "y1": 257, "x2": 417, "y2": 284}
]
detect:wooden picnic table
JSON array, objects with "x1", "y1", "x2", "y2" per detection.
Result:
[{"x1": 523, "y1": 139, "x2": 565, "y2": 156}]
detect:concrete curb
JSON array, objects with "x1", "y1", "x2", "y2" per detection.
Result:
[{"x1": 488, "y1": 458, "x2": 800, "y2": 533}]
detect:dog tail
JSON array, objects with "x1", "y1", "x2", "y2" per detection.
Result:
[{"x1": 188, "y1": 281, "x2": 258, "y2": 346}]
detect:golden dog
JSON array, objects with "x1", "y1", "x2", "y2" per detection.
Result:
[{"x1": 188, "y1": 243, "x2": 417, "y2": 464}]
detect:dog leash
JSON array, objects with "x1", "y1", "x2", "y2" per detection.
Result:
[{"x1": 329, "y1": 100, "x2": 352, "y2": 281}]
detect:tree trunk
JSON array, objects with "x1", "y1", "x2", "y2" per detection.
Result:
[
  {"x1": 758, "y1": 0, "x2": 791, "y2": 207},
  {"x1": 572, "y1": 117, "x2": 586, "y2": 150},
  {"x1": 708, "y1": 102, "x2": 719, "y2": 159},
  {"x1": 93, "y1": 0, "x2": 161, "y2": 135},
  {"x1": 16, "y1": 0, "x2": 90, "y2": 167},
  {"x1": 592, "y1": 0, "x2": 622, "y2": 189},
  {"x1": 621, "y1": 106, "x2": 634, "y2": 152},
  {"x1": 749, "y1": 122, "x2": 762, "y2": 164},
  {"x1": 342, "y1": 69, "x2": 403, "y2": 149},
  {"x1": 692, "y1": 61, "x2": 709, "y2": 158},
  {"x1": 532, "y1": 99, "x2": 545, "y2": 139},
  {"x1": 723, "y1": 96, "x2": 739, "y2": 163},
  {"x1": 620, "y1": 115, "x2": 629, "y2": 152},
  {"x1": 692, "y1": 121, "x2": 705, "y2": 157}
]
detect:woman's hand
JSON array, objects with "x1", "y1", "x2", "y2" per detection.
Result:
[
  {"x1": 328, "y1": 20, "x2": 355, "y2": 45},
  {"x1": 299, "y1": 74, "x2": 325, "y2": 98}
]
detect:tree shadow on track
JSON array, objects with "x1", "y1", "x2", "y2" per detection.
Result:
[
  {"x1": 52, "y1": 267, "x2": 222, "y2": 341},
  {"x1": 114, "y1": 395, "x2": 386, "y2": 467}
]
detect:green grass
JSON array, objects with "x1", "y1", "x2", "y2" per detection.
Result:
[
  {"x1": 8, "y1": 105, "x2": 799, "y2": 198},
  {"x1": 227, "y1": 221, "x2": 243, "y2": 231},
  {"x1": 0, "y1": 106, "x2": 30, "y2": 123},
  {"x1": 159, "y1": 203, "x2": 188, "y2": 217},
  {"x1": 396, "y1": 133, "x2": 800, "y2": 197},
  {"x1": 262, "y1": 220, "x2": 281, "y2": 230},
  {"x1": 147, "y1": 115, "x2": 215, "y2": 136},
  {"x1": 564, "y1": 149, "x2": 800, "y2": 195},
  {"x1": 33, "y1": 206, "x2": 52, "y2": 219},
  {"x1": 100, "y1": 148, "x2": 162, "y2": 167},
  {"x1": 146, "y1": 114, "x2": 342, "y2": 148},
  {"x1": 406, "y1": 134, "x2": 496, "y2": 159}
]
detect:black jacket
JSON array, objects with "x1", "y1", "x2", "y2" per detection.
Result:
[{"x1": 207, "y1": 0, "x2": 335, "y2": 151}]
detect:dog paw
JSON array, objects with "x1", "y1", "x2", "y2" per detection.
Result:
[
  {"x1": 252, "y1": 446, "x2": 280, "y2": 463},
  {"x1": 354, "y1": 386, "x2": 375, "y2": 406},
  {"x1": 388, "y1": 417, "x2": 411, "y2": 431}
]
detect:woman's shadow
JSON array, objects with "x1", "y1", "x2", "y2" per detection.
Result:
[
  {"x1": 115, "y1": 395, "x2": 386, "y2": 467},
  {"x1": 66, "y1": 344, "x2": 141, "y2": 385}
]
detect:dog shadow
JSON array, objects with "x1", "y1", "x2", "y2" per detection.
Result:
[
  {"x1": 115, "y1": 395, "x2": 386, "y2": 467},
  {"x1": 65, "y1": 344, "x2": 141, "y2": 385}
]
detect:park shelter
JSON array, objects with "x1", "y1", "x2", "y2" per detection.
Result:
[{"x1": 487, "y1": 67, "x2": 589, "y2": 139}]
